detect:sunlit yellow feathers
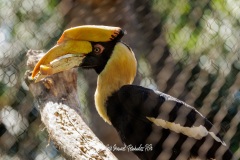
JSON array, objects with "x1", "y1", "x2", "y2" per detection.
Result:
[
  {"x1": 31, "y1": 25, "x2": 122, "y2": 78},
  {"x1": 95, "y1": 42, "x2": 137, "y2": 124},
  {"x1": 31, "y1": 25, "x2": 137, "y2": 124}
]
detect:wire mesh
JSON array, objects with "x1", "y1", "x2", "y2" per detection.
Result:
[{"x1": 0, "y1": 0, "x2": 240, "y2": 159}]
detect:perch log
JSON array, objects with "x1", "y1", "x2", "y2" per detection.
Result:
[{"x1": 25, "y1": 50, "x2": 117, "y2": 160}]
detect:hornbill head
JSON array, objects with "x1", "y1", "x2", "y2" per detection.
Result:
[
  {"x1": 31, "y1": 25, "x2": 137, "y2": 124},
  {"x1": 31, "y1": 25, "x2": 127, "y2": 81}
]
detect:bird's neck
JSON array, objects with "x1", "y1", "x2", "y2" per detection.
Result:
[{"x1": 95, "y1": 42, "x2": 137, "y2": 124}]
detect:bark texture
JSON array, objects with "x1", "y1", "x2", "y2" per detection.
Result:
[{"x1": 25, "y1": 50, "x2": 117, "y2": 160}]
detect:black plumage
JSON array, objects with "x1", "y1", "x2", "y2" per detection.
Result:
[
  {"x1": 31, "y1": 25, "x2": 233, "y2": 160},
  {"x1": 106, "y1": 85, "x2": 232, "y2": 160}
]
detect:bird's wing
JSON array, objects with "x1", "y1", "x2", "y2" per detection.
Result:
[{"x1": 118, "y1": 85, "x2": 225, "y2": 145}]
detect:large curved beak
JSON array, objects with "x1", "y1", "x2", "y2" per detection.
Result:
[
  {"x1": 31, "y1": 25, "x2": 123, "y2": 82},
  {"x1": 31, "y1": 40, "x2": 92, "y2": 81},
  {"x1": 57, "y1": 25, "x2": 122, "y2": 43}
]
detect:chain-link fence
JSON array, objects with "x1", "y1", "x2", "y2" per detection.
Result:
[{"x1": 0, "y1": 0, "x2": 240, "y2": 159}]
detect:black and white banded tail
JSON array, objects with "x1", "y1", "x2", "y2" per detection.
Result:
[{"x1": 106, "y1": 85, "x2": 233, "y2": 160}]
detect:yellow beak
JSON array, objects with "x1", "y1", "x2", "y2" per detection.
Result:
[
  {"x1": 31, "y1": 25, "x2": 122, "y2": 80},
  {"x1": 31, "y1": 40, "x2": 92, "y2": 79},
  {"x1": 57, "y1": 25, "x2": 122, "y2": 44}
]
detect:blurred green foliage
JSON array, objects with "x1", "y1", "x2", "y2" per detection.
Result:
[
  {"x1": 0, "y1": 0, "x2": 240, "y2": 159},
  {"x1": 153, "y1": 0, "x2": 240, "y2": 74}
]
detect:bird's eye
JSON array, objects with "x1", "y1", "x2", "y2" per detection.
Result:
[
  {"x1": 94, "y1": 47, "x2": 100, "y2": 53},
  {"x1": 93, "y1": 44, "x2": 104, "y2": 55}
]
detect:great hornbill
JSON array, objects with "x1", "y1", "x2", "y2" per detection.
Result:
[{"x1": 31, "y1": 25, "x2": 233, "y2": 160}]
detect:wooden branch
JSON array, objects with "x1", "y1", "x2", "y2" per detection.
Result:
[{"x1": 24, "y1": 50, "x2": 117, "y2": 160}]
